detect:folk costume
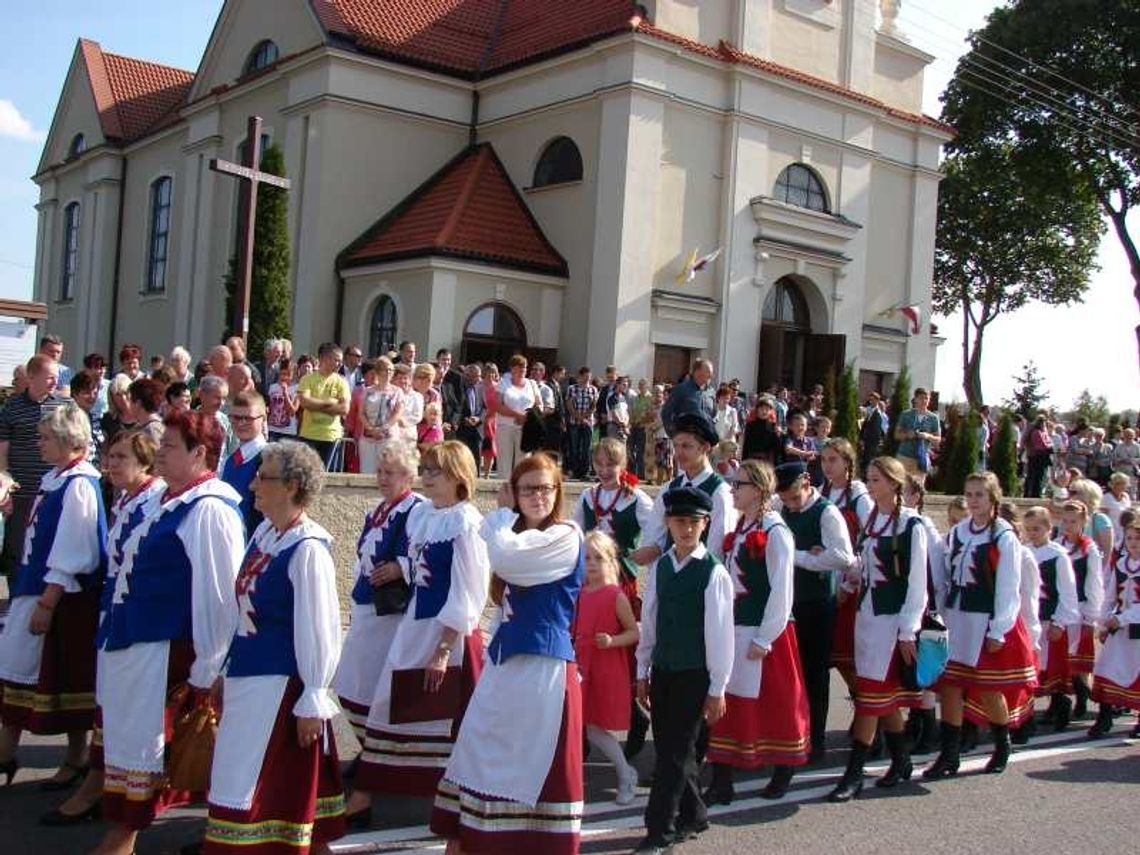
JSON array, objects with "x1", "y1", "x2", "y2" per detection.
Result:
[
  {"x1": 1058, "y1": 533, "x2": 1105, "y2": 676},
  {"x1": 219, "y1": 436, "x2": 267, "y2": 537},
  {"x1": 573, "y1": 481, "x2": 654, "y2": 607},
  {"x1": 822, "y1": 479, "x2": 873, "y2": 673},
  {"x1": 706, "y1": 511, "x2": 809, "y2": 800},
  {"x1": 204, "y1": 517, "x2": 345, "y2": 853},
  {"x1": 433, "y1": 511, "x2": 584, "y2": 853},
  {"x1": 635, "y1": 488, "x2": 734, "y2": 848},
  {"x1": 642, "y1": 464, "x2": 737, "y2": 561},
  {"x1": 334, "y1": 491, "x2": 424, "y2": 741},
  {"x1": 1028, "y1": 540, "x2": 1081, "y2": 732},
  {"x1": 1089, "y1": 551, "x2": 1140, "y2": 726},
  {"x1": 355, "y1": 500, "x2": 489, "y2": 796},
  {"x1": 0, "y1": 459, "x2": 106, "y2": 734},
  {"x1": 97, "y1": 476, "x2": 243, "y2": 829}
]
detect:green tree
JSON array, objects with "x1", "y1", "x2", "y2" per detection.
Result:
[
  {"x1": 1002, "y1": 360, "x2": 1050, "y2": 421},
  {"x1": 943, "y1": 408, "x2": 982, "y2": 496},
  {"x1": 990, "y1": 411, "x2": 1020, "y2": 496},
  {"x1": 1069, "y1": 389, "x2": 1111, "y2": 427},
  {"x1": 224, "y1": 143, "x2": 292, "y2": 355},
  {"x1": 832, "y1": 362, "x2": 860, "y2": 447},
  {"x1": 940, "y1": 0, "x2": 1140, "y2": 370},
  {"x1": 884, "y1": 365, "x2": 911, "y2": 457},
  {"x1": 929, "y1": 405, "x2": 962, "y2": 494},
  {"x1": 933, "y1": 143, "x2": 1101, "y2": 407}
]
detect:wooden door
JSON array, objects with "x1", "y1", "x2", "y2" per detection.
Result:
[
  {"x1": 653, "y1": 345, "x2": 691, "y2": 385},
  {"x1": 802, "y1": 333, "x2": 846, "y2": 391}
]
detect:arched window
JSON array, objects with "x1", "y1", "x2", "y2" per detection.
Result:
[
  {"x1": 369, "y1": 295, "x2": 398, "y2": 357},
  {"x1": 460, "y1": 302, "x2": 527, "y2": 367},
  {"x1": 146, "y1": 177, "x2": 172, "y2": 293},
  {"x1": 773, "y1": 163, "x2": 829, "y2": 213},
  {"x1": 68, "y1": 134, "x2": 86, "y2": 158},
  {"x1": 533, "y1": 137, "x2": 583, "y2": 188},
  {"x1": 762, "y1": 277, "x2": 810, "y2": 328},
  {"x1": 60, "y1": 202, "x2": 80, "y2": 302},
  {"x1": 244, "y1": 40, "x2": 279, "y2": 75}
]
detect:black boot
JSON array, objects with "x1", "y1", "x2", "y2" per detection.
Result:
[
  {"x1": 1130, "y1": 715, "x2": 1140, "y2": 739},
  {"x1": 903, "y1": 709, "x2": 922, "y2": 745},
  {"x1": 760, "y1": 765, "x2": 795, "y2": 799},
  {"x1": 912, "y1": 709, "x2": 939, "y2": 755},
  {"x1": 826, "y1": 741, "x2": 868, "y2": 802},
  {"x1": 1052, "y1": 694, "x2": 1073, "y2": 732},
  {"x1": 701, "y1": 762, "x2": 734, "y2": 805},
  {"x1": 1011, "y1": 713, "x2": 1035, "y2": 745},
  {"x1": 922, "y1": 722, "x2": 962, "y2": 779},
  {"x1": 867, "y1": 727, "x2": 885, "y2": 760},
  {"x1": 1087, "y1": 705, "x2": 1115, "y2": 739},
  {"x1": 960, "y1": 720, "x2": 979, "y2": 753},
  {"x1": 624, "y1": 699, "x2": 650, "y2": 760},
  {"x1": 1072, "y1": 677, "x2": 1090, "y2": 720},
  {"x1": 984, "y1": 724, "x2": 1011, "y2": 774},
  {"x1": 1039, "y1": 692, "x2": 1058, "y2": 725},
  {"x1": 876, "y1": 731, "x2": 913, "y2": 788}
]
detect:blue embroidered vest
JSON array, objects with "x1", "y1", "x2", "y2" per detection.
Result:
[
  {"x1": 411, "y1": 538, "x2": 456, "y2": 621},
  {"x1": 95, "y1": 493, "x2": 157, "y2": 648},
  {"x1": 488, "y1": 544, "x2": 584, "y2": 665},
  {"x1": 99, "y1": 493, "x2": 239, "y2": 651},
  {"x1": 350, "y1": 495, "x2": 422, "y2": 606},
  {"x1": 221, "y1": 450, "x2": 263, "y2": 538},
  {"x1": 227, "y1": 539, "x2": 312, "y2": 678},
  {"x1": 13, "y1": 474, "x2": 107, "y2": 598}
]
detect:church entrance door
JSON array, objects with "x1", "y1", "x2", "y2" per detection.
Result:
[{"x1": 756, "y1": 277, "x2": 844, "y2": 393}]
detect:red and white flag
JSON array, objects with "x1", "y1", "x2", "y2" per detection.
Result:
[{"x1": 879, "y1": 304, "x2": 923, "y2": 335}]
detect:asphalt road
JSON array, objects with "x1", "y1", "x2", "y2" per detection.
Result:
[{"x1": 3, "y1": 674, "x2": 1137, "y2": 855}]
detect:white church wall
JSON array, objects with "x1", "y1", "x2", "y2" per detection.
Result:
[
  {"x1": 39, "y1": 56, "x2": 107, "y2": 171},
  {"x1": 769, "y1": 1, "x2": 845, "y2": 84},
  {"x1": 871, "y1": 35, "x2": 929, "y2": 114}
]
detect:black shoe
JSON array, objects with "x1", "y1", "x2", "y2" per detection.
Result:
[
  {"x1": 1072, "y1": 677, "x2": 1090, "y2": 720},
  {"x1": 181, "y1": 844, "x2": 203, "y2": 855},
  {"x1": 876, "y1": 732, "x2": 913, "y2": 789},
  {"x1": 0, "y1": 758, "x2": 17, "y2": 787},
  {"x1": 38, "y1": 762, "x2": 88, "y2": 792},
  {"x1": 1039, "y1": 693, "x2": 1059, "y2": 724},
  {"x1": 826, "y1": 741, "x2": 868, "y2": 803},
  {"x1": 40, "y1": 800, "x2": 102, "y2": 826},
  {"x1": 960, "y1": 720, "x2": 979, "y2": 753},
  {"x1": 676, "y1": 818, "x2": 710, "y2": 840},
  {"x1": 1087, "y1": 706, "x2": 1115, "y2": 739},
  {"x1": 345, "y1": 806, "x2": 373, "y2": 830},
  {"x1": 700, "y1": 763, "x2": 734, "y2": 805},
  {"x1": 1011, "y1": 711, "x2": 1037, "y2": 745},
  {"x1": 808, "y1": 742, "x2": 827, "y2": 765},
  {"x1": 632, "y1": 835, "x2": 674, "y2": 854},
  {"x1": 1052, "y1": 694, "x2": 1073, "y2": 733},
  {"x1": 922, "y1": 723, "x2": 962, "y2": 779},
  {"x1": 760, "y1": 765, "x2": 795, "y2": 799},
  {"x1": 984, "y1": 724, "x2": 1011, "y2": 774},
  {"x1": 624, "y1": 702, "x2": 650, "y2": 761}
]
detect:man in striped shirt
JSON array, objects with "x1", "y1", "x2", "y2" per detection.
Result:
[{"x1": 0, "y1": 355, "x2": 68, "y2": 581}]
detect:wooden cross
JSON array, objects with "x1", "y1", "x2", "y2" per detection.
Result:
[{"x1": 209, "y1": 116, "x2": 291, "y2": 340}]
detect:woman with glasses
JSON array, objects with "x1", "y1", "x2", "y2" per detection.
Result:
[
  {"x1": 349, "y1": 441, "x2": 489, "y2": 826},
  {"x1": 433, "y1": 453, "x2": 584, "y2": 854},
  {"x1": 705, "y1": 460, "x2": 808, "y2": 803}
]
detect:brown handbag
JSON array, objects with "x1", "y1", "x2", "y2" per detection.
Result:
[{"x1": 167, "y1": 684, "x2": 218, "y2": 793}]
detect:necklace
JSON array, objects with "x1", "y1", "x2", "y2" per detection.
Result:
[
  {"x1": 592, "y1": 483, "x2": 623, "y2": 521},
  {"x1": 967, "y1": 517, "x2": 991, "y2": 535},
  {"x1": 865, "y1": 505, "x2": 898, "y2": 539}
]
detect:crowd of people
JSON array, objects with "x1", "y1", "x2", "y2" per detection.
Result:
[{"x1": 0, "y1": 336, "x2": 1136, "y2": 855}]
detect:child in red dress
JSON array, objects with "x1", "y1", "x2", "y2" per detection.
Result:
[{"x1": 574, "y1": 531, "x2": 640, "y2": 804}]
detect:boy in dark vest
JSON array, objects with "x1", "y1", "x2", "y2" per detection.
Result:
[
  {"x1": 634, "y1": 486, "x2": 734, "y2": 853},
  {"x1": 635, "y1": 412, "x2": 737, "y2": 567},
  {"x1": 775, "y1": 461, "x2": 855, "y2": 762},
  {"x1": 219, "y1": 391, "x2": 268, "y2": 538}
]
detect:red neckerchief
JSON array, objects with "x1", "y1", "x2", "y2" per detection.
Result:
[
  {"x1": 162, "y1": 471, "x2": 215, "y2": 504},
  {"x1": 116, "y1": 477, "x2": 157, "y2": 514},
  {"x1": 723, "y1": 515, "x2": 762, "y2": 557},
  {"x1": 236, "y1": 512, "x2": 304, "y2": 596},
  {"x1": 368, "y1": 491, "x2": 411, "y2": 532}
]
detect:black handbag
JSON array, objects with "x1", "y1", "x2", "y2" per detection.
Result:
[
  {"x1": 373, "y1": 578, "x2": 411, "y2": 616},
  {"x1": 520, "y1": 407, "x2": 547, "y2": 453}
]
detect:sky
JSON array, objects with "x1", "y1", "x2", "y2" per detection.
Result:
[{"x1": 0, "y1": 0, "x2": 1135, "y2": 410}]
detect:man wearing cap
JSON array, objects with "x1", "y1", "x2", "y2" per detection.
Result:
[
  {"x1": 634, "y1": 486, "x2": 734, "y2": 853},
  {"x1": 634, "y1": 412, "x2": 737, "y2": 568},
  {"x1": 775, "y1": 461, "x2": 856, "y2": 762}
]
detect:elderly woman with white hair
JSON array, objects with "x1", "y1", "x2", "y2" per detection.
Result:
[
  {"x1": 168, "y1": 346, "x2": 195, "y2": 390},
  {"x1": 0, "y1": 405, "x2": 107, "y2": 787}
]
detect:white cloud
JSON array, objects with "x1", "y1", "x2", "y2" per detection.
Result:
[{"x1": 0, "y1": 100, "x2": 45, "y2": 143}]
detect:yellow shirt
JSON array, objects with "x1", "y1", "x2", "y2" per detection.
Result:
[{"x1": 297, "y1": 370, "x2": 350, "y2": 442}]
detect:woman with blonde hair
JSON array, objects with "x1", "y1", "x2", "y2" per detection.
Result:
[
  {"x1": 433, "y1": 453, "x2": 584, "y2": 853},
  {"x1": 494, "y1": 355, "x2": 539, "y2": 478},
  {"x1": 349, "y1": 441, "x2": 489, "y2": 824},
  {"x1": 925, "y1": 471, "x2": 1038, "y2": 778},
  {"x1": 356, "y1": 358, "x2": 404, "y2": 474},
  {"x1": 1069, "y1": 478, "x2": 1115, "y2": 559},
  {"x1": 827, "y1": 457, "x2": 928, "y2": 801},
  {"x1": 706, "y1": 459, "x2": 809, "y2": 803}
]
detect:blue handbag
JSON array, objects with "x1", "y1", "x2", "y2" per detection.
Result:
[{"x1": 916, "y1": 629, "x2": 949, "y2": 688}]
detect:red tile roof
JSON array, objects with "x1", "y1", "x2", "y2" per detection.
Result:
[
  {"x1": 79, "y1": 39, "x2": 193, "y2": 143},
  {"x1": 339, "y1": 143, "x2": 568, "y2": 276},
  {"x1": 311, "y1": 0, "x2": 639, "y2": 76}
]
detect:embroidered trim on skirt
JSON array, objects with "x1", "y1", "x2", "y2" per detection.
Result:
[
  {"x1": 831, "y1": 592, "x2": 858, "y2": 670},
  {"x1": 1069, "y1": 625, "x2": 1095, "y2": 675},
  {"x1": 854, "y1": 650, "x2": 925, "y2": 717}
]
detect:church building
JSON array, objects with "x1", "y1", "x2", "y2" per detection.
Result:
[{"x1": 31, "y1": 0, "x2": 950, "y2": 395}]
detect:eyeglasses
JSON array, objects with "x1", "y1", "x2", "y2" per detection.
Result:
[
  {"x1": 230, "y1": 413, "x2": 264, "y2": 424},
  {"x1": 420, "y1": 466, "x2": 443, "y2": 478},
  {"x1": 517, "y1": 484, "x2": 557, "y2": 498},
  {"x1": 730, "y1": 480, "x2": 757, "y2": 490},
  {"x1": 254, "y1": 471, "x2": 284, "y2": 482}
]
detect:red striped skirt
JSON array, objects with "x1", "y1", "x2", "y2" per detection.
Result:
[
  {"x1": 0, "y1": 589, "x2": 99, "y2": 733},
  {"x1": 943, "y1": 618, "x2": 1038, "y2": 726},
  {"x1": 854, "y1": 650, "x2": 924, "y2": 717},
  {"x1": 1069, "y1": 625, "x2": 1095, "y2": 675},
  {"x1": 355, "y1": 632, "x2": 483, "y2": 797},
  {"x1": 831, "y1": 591, "x2": 858, "y2": 670},
  {"x1": 337, "y1": 696, "x2": 368, "y2": 745},
  {"x1": 1091, "y1": 674, "x2": 1140, "y2": 711},
  {"x1": 1036, "y1": 629, "x2": 1072, "y2": 695},
  {"x1": 430, "y1": 663, "x2": 583, "y2": 854},
  {"x1": 708, "y1": 625, "x2": 810, "y2": 768},
  {"x1": 204, "y1": 678, "x2": 345, "y2": 854}
]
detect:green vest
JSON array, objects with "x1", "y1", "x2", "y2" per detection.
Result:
[
  {"x1": 652, "y1": 551, "x2": 717, "y2": 672},
  {"x1": 582, "y1": 490, "x2": 642, "y2": 581},
  {"x1": 859, "y1": 516, "x2": 920, "y2": 616},
  {"x1": 664, "y1": 470, "x2": 725, "y2": 551},
  {"x1": 731, "y1": 523, "x2": 785, "y2": 627},
  {"x1": 782, "y1": 496, "x2": 835, "y2": 605}
]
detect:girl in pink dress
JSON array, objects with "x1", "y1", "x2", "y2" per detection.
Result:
[
  {"x1": 574, "y1": 531, "x2": 640, "y2": 804},
  {"x1": 480, "y1": 364, "x2": 500, "y2": 478}
]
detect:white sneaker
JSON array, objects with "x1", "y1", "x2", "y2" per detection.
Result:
[{"x1": 616, "y1": 765, "x2": 638, "y2": 805}]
